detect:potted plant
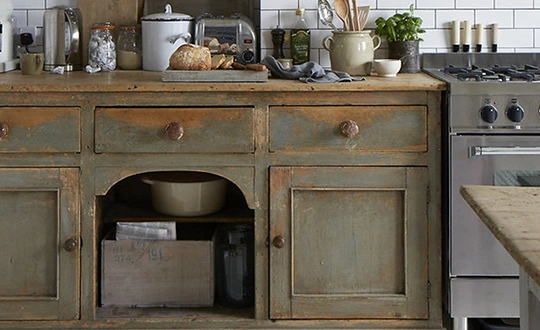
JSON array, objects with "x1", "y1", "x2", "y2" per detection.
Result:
[{"x1": 374, "y1": 4, "x2": 425, "y2": 73}]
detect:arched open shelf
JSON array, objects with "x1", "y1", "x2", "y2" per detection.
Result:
[{"x1": 95, "y1": 170, "x2": 255, "y2": 321}]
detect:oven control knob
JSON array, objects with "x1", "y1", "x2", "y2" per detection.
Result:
[
  {"x1": 480, "y1": 104, "x2": 498, "y2": 123},
  {"x1": 506, "y1": 103, "x2": 525, "y2": 123}
]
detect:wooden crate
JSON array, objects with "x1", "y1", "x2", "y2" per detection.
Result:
[{"x1": 101, "y1": 235, "x2": 214, "y2": 307}]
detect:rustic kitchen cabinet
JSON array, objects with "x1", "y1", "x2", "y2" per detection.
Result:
[
  {"x1": 0, "y1": 106, "x2": 81, "y2": 321},
  {"x1": 0, "y1": 71, "x2": 445, "y2": 329}
]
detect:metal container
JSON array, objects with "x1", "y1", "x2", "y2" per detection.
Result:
[
  {"x1": 43, "y1": 7, "x2": 83, "y2": 71},
  {"x1": 141, "y1": 4, "x2": 193, "y2": 71}
]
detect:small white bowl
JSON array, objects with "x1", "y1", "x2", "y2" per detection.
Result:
[{"x1": 373, "y1": 59, "x2": 402, "y2": 77}]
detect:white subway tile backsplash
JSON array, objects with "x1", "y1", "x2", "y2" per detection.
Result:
[
  {"x1": 515, "y1": 10, "x2": 540, "y2": 28},
  {"x1": 261, "y1": 11, "x2": 280, "y2": 29},
  {"x1": 456, "y1": 0, "x2": 493, "y2": 9},
  {"x1": 377, "y1": 0, "x2": 414, "y2": 9},
  {"x1": 415, "y1": 10, "x2": 436, "y2": 29},
  {"x1": 495, "y1": 0, "x2": 533, "y2": 8},
  {"x1": 417, "y1": 0, "x2": 455, "y2": 9},
  {"x1": 261, "y1": 0, "x2": 298, "y2": 10},
  {"x1": 13, "y1": 0, "x2": 45, "y2": 10},
  {"x1": 499, "y1": 29, "x2": 534, "y2": 47},
  {"x1": 13, "y1": 0, "x2": 540, "y2": 64},
  {"x1": 422, "y1": 29, "x2": 452, "y2": 48},
  {"x1": 436, "y1": 10, "x2": 475, "y2": 26},
  {"x1": 475, "y1": 10, "x2": 513, "y2": 28},
  {"x1": 27, "y1": 10, "x2": 45, "y2": 27}
]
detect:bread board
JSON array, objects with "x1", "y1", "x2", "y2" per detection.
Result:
[{"x1": 162, "y1": 69, "x2": 268, "y2": 82}]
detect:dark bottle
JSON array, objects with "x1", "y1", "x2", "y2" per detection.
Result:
[
  {"x1": 290, "y1": 8, "x2": 310, "y2": 65},
  {"x1": 271, "y1": 26, "x2": 286, "y2": 59},
  {"x1": 215, "y1": 223, "x2": 254, "y2": 308}
]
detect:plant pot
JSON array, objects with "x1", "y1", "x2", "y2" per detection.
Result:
[{"x1": 388, "y1": 40, "x2": 420, "y2": 73}]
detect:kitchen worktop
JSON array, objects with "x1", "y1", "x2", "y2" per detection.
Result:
[
  {"x1": 0, "y1": 70, "x2": 446, "y2": 92},
  {"x1": 460, "y1": 185, "x2": 540, "y2": 286}
]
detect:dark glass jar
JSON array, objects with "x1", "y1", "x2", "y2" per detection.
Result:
[{"x1": 214, "y1": 223, "x2": 254, "y2": 308}]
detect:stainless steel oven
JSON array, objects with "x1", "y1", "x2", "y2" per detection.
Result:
[{"x1": 423, "y1": 53, "x2": 540, "y2": 330}]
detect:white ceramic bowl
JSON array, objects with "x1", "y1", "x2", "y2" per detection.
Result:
[
  {"x1": 373, "y1": 59, "x2": 402, "y2": 77},
  {"x1": 142, "y1": 172, "x2": 227, "y2": 216}
]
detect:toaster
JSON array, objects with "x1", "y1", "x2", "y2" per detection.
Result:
[{"x1": 194, "y1": 14, "x2": 257, "y2": 64}]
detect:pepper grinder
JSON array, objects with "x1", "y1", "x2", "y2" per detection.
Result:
[{"x1": 271, "y1": 26, "x2": 286, "y2": 59}]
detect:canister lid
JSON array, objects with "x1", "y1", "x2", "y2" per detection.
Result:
[{"x1": 142, "y1": 4, "x2": 193, "y2": 21}]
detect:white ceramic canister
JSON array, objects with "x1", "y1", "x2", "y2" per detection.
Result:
[
  {"x1": 141, "y1": 4, "x2": 193, "y2": 71},
  {"x1": 323, "y1": 30, "x2": 381, "y2": 76}
]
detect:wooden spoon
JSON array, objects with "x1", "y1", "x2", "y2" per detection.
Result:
[
  {"x1": 334, "y1": 0, "x2": 350, "y2": 31},
  {"x1": 351, "y1": 0, "x2": 359, "y2": 31}
]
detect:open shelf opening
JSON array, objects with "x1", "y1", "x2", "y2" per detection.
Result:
[{"x1": 96, "y1": 171, "x2": 255, "y2": 320}]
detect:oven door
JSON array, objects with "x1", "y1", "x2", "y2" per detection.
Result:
[{"x1": 450, "y1": 134, "x2": 540, "y2": 277}]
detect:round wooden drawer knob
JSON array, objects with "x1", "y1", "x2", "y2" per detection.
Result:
[
  {"x1": 165, "y1": 122, "x2": 184, "y2": 140},
  {"x1": 63, "y1": 237, "x2": 78, "y2": 252},
  {"x1": 0, "y1": 122, "x2": 9, "y2": 140},
  {"x1": 272, "y1": 236, "x2": 286, "y2": 249},
  {"x1": 340, "y1": 120, "x2": 359, "y2": 138}
]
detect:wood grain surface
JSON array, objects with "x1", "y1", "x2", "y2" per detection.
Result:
[{"x1": 460, "y1": 185, "x2": 540, "y2": 286}]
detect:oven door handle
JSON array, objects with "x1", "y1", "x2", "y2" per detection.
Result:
[{"x1": 470, "y1": 146, "x2": 540, "y2": 157}]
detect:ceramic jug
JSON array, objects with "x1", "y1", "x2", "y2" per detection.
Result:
[{"x1": 323, "y1": 31, "x2": 381, "y2": 76}]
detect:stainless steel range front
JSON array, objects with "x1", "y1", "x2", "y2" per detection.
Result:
[{"x1": 423, "y1": 53, "x2": 540, "y2": 330}]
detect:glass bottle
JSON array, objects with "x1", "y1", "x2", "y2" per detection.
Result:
[
  {"x1": 88, "y1": 22, "x2": 116, "y2": 71},
  {"x1": 215, "y1": 223, "x2": 254, "y2": 308},
  {"x1": 117, "y1": 25, "x2": 141, "y2": 70},
  {"x1": 290, "y1": 8, "x2": 310, "y2": 65}
]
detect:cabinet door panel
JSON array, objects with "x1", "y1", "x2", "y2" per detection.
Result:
[
  {"x1": 269, "y1": 166, "x2": 428, "y2": 319},
  {"x1": 0, "y1": 168, "x2": 80, "y2": 320}
]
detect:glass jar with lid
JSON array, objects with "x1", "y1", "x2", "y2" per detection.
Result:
[
  {"x1": 117, "y1": 25, "x2": 142, "y2": 70},
  {"x1": 88, "y1": 22, "x2": 116, "y2": 71}
]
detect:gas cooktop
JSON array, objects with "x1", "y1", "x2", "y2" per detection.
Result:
[{"x1": 423, "y1": 53, "x2": 540, "y2": 84}]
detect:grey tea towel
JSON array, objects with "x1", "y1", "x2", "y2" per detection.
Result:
[{"x1": 261, "y1": 56, "x2": 365, "y2": 83}]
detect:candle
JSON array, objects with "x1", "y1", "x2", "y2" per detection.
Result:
[
  {"x1": 476, "y1": 23, "x2": 483, "y2": 52},
  {"x1": 492, "y1": 23, "x2": 498, "y2": 52},
  {"x1": 463, "y1": 20, "x2": 471, "y2": 44},
  {"x1": 452, "y1": 20, "x2": 460, "y2": 52},
  {"x1": 476, "y1": 23, "x2": 483, "y2": 44},
  {"x1": 463, "y1": 20, "x2": 471, "y2": 52}
]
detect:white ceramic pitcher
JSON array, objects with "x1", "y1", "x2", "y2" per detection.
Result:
[{"x1": 323, "y1": 30, "x2": 381, "y2": 76}]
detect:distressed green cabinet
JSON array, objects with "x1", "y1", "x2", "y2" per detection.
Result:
[
  {"x1": 269, "y1": 166, "x2": 428, "y2": 319},
  {"x1": 0, "y1": 72, "x2": 444, "y2": 329},
  {"x1": 0, "y1": 168, "x2": 80, "y2": 320}
]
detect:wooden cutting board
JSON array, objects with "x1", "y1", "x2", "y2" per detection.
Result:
[{"x1": 78, "y1": 0, "x2": 144, "y2": 65}]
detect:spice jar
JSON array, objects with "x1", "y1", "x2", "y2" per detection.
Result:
[
  {"x1": 117, "y1": 25, "x2": 142, "y2": 70},
  {"x1": 88, "y1": 22, "x2": 116, "y2": 71}
]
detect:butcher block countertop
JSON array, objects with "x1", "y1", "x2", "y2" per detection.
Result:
[
  {"x1": 460, "y1": 185, "x2": 540, "y2": 286},
  {"x1": 0, "y1": 70, "x2": 446, "y2": 93}
]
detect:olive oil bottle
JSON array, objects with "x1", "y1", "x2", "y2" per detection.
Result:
[{"x1": 290, "y1": 8, "x2": 310, "y2": 65}]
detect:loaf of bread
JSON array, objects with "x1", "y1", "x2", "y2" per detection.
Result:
[{"x1": 169, "y1": 44, "x2": 212, "y2": 70}]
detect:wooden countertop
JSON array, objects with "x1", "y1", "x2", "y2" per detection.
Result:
[
  {"x1": 460, "y1": 185, "x2": 540, "y2": 286},
  {"x1": 0, "y1": 70, "x2": 446, "y2": 93}
]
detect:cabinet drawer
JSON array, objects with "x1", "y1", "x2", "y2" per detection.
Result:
[
  {"x1": 95, "y1": 107, "x2": 255, "y2": 153},
  {"x1": 269, "y1": 106, "x2": 427, "y2": 152},
  {"x1": 0, "y1": 107, "x2": 80, "y2": 153}
]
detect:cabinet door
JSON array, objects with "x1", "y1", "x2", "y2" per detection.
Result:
[
  {"x1": 0, "y1": 168, "x2": 80, "y2": 320},
  {"x1": 269, "y1": 166, "x2": 428, "y2": 319}
]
